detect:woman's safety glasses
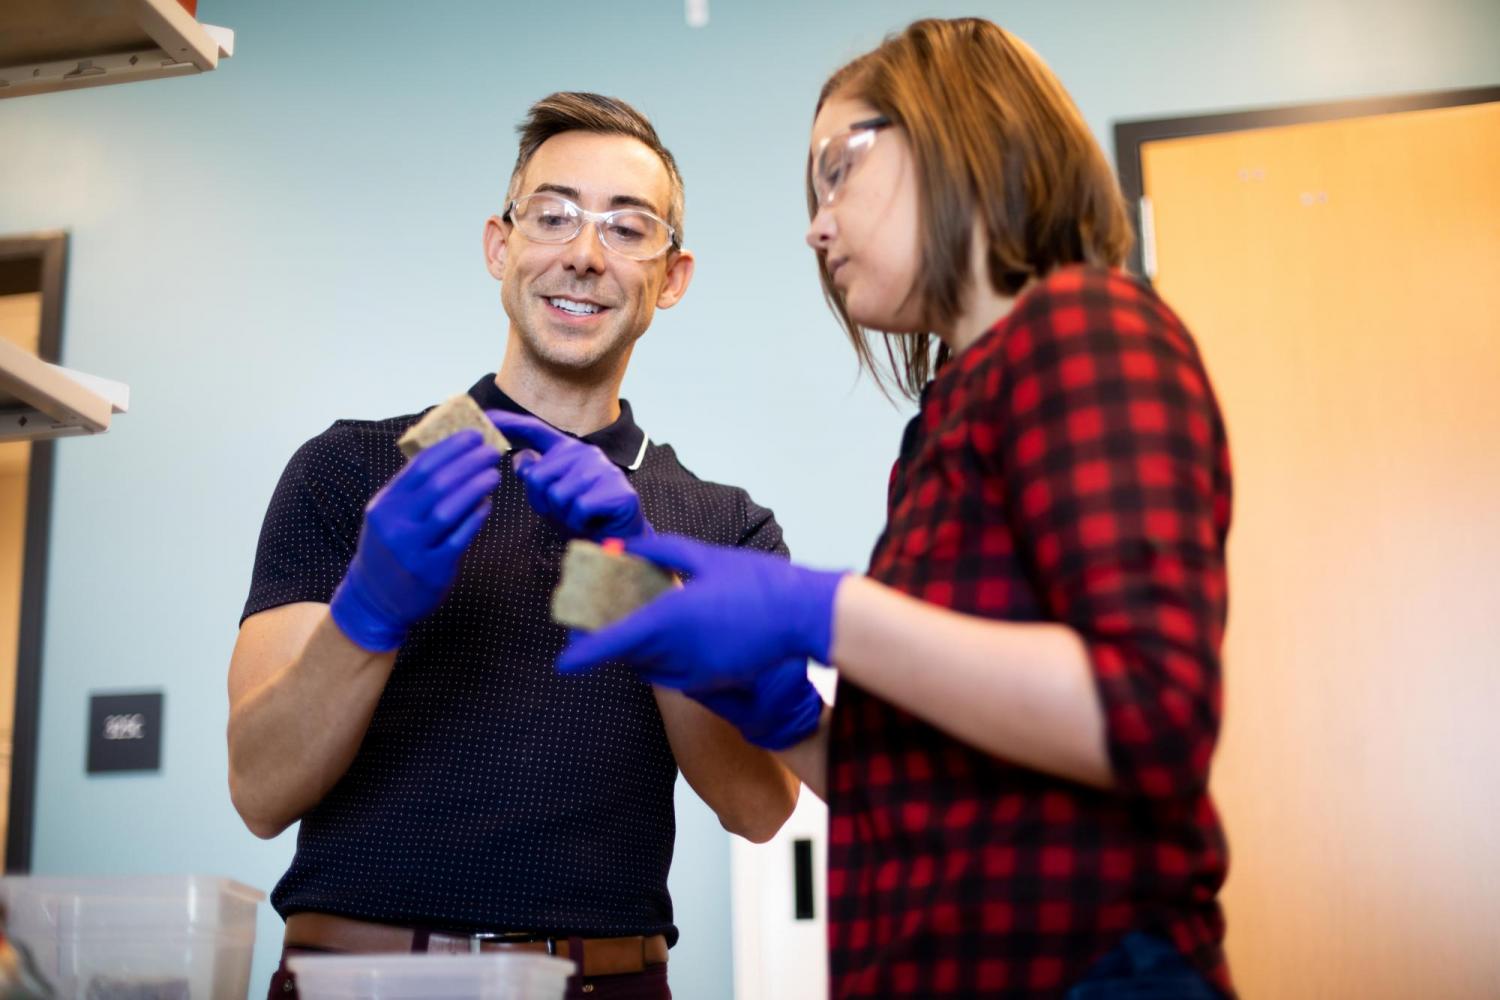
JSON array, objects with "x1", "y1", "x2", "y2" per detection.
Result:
[{"x1": 811, "y1": 116, "x2": 893, "y2": 207}]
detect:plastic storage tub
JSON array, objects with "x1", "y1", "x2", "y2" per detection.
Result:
[
  {"x1": 288, "y1": 953, "x2": 574, "y2": 1000},
  {"x1": 0, "y1": 875, "x2": 264, "y2": 1000}
]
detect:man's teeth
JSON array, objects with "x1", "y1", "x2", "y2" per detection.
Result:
[{"x1": 549, "y1": 297, "x2": 601, "y2": 316}]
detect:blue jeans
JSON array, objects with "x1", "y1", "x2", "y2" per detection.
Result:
[{"x1": 1067, "y1": 933, "x2": 1225, "y2": 999}]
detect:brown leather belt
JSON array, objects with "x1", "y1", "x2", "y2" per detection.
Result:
[{"x1": 284, "y1": 912, "x2": 668, "y2": 978}]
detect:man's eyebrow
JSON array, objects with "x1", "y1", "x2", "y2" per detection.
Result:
[{"x1": 531, "y1": 183, "x2": 664, "y2": 218}]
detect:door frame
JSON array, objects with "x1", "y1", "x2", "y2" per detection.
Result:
[
  {"x1": 1113, "y1": 85, "x2": 1500, "y2": 278},
  {"x1": 0, "y1": 230, "x2": 68, "y2": 873}
]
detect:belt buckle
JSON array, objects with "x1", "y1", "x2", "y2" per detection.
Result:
[{"x1": 466, "y1": 931, "x2": 551, "y2": 955}]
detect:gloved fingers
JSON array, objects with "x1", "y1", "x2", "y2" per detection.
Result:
[
  {"x1": 488, "y1": 410, "x2": 570, "y2": 453},
  {"x1": 555, "y1": 601, "x2": 677, "y2": 676},
  {"x1": 573, "y1": 482, "x2": 632, "y2": 535},
  {"x1": 413, "y1": 443, "x2": 502, "y2": 516},
  {"x1": 438, "y1": 497, "x2": 492, "y2": 556},
  {"x1": 512, "y1": 448, "x2": 541, "y2": 469},
  {"x1": 522, "y1": 440, "x2": 598, "y2": 491},
  {"x1": 519, "y1": 475, "x2": 559, "y2": 524},
  {"x1": 684, "y1": 689, "x2": 754, "y2": 723},
  {"x1": 545, "y1": 466, "x2": 611, "y2": 522},
  {"x1": 622, "y1": 533, "x2": 717, "y2": 577},
  {"x1": 392, "y1": 429, "x2": 485, "y2": 495},
  {"x1": 511, "y1": 447, "x2": 577, "y2": 510},
  {"x1": 429, "y1": 466, "x2": 502, "y2": 529},
  {"x1": 363, "y1": 442, "x2": 492, "y2": 540},
  {"x1": 515, "y1": 452, "x2": 581, "y2": 520}
]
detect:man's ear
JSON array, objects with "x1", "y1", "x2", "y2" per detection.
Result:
[
  {"x1": 483, "y1": 215, "x2": 510, "y2": 281},
  {"x1": 655, "y1": 248, "x2": 696, "y2": 310}
]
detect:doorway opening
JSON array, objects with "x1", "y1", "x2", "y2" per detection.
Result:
[{"x1": 0, "y1": 231, "x2": 68, "y2": 873}]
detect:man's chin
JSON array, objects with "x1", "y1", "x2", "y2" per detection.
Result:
[
  {"x1": 526, "y1": 340, "x2": 626, "y2": 381},
  {"x1": 510, "y1": 312, "x2": 636, "y2": 381}
]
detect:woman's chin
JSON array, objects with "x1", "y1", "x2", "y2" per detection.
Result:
[{"x1": 849, "y1": 306, "x2": 927, "y2": 337}]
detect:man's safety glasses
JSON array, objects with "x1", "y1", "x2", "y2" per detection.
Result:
[{"x1": 505, "y1": 193, "x2": 678, "y2": 261}]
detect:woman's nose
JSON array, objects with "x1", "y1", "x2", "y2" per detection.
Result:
[{"x1": 805, "y1": 204, "x2": 837, "y2": 250}]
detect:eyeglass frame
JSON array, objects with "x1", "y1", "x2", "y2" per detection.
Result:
[
  {"x1": 502, "y1": 192, "x2": 680, "y2": 261},
  {"x1": 811, "y1": 115, "x2": 894, "y2": 207}
]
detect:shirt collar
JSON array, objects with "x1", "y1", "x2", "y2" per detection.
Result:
[{"x1": 466, "y1": 374, "x2": 650, "y2": 470}]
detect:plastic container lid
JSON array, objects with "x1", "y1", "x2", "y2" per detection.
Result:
[
  {"x1": 0, "y1": 876, "x2": 264, "y2": 937},
  {"x1": 0, "y1": 876, "x2": 265, "y2": 1000},
  {"x1": 288, "y1": 953, "x2": 574, "y2": 1000}
]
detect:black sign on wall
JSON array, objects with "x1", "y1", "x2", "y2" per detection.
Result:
[{"x1": 87, "y1": 691, "x2": 163, "y2": 774}]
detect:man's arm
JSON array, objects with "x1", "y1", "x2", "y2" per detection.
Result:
[
  {"x1": 227, "y1": 602, "x2": 396, "y2": 838},
  {"x1": 655, "y1": 689, "x2": 799, "y2": 842},
  {"x1": 774, "y1": 704, "x2": 830, "y2": 801},
  {"x1": 228, "y1": 429, "x2": 501, "y2": 838},
  {"x1": 655, "y1": 503, "x2": 802, "y2": 842},
  {"x1": 492, "y1": 411, "x2": 804, "y2": 843}
]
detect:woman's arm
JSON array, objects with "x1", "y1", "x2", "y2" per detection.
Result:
[
  {"x1": 828, "y1": 576, "x2": 1112, "y2": 788},
  {"x1": 791, "y1": 273, "x2": 1230, "y2": 799}
]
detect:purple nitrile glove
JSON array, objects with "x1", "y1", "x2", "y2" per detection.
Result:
[
  {"x1": 689, "y1": 658, "x2": 827, "y2": 751},
  {"x1": 487, "y1": 410, "x2": 652, "y2": 541},
  {"x1": 329, "y1": 430, "x2": 500, "y2": 652},
  {"x1": 555, "y1": 533, "x2": 847, "y2": 686}
]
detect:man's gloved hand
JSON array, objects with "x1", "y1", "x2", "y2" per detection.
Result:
[
  {"x1": 488, "y1": 410, "x2": 651, "y2": 541},
  {"x1": 689, "y1": 658, "x2": 826, "y2": 751},
  {"x1": 329, "y1": 430, "x2": 500, "y2": 652},
  {"x1": 556, "y1": 533, "x2": 847, "y2": 687}
]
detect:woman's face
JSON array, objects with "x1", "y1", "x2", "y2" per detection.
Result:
[{"x1": 806, "y1": 96, "x2": 926, "y2": 334}]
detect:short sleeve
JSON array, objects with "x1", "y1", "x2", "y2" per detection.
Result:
[
  {"x1": 240, "y1": 428, "x2": 374, "y2": 624},
  {"x1": 994, "y1": 268, "x2": 1232, "y2": 800},
  {"x1": 736, "y1": 495, "x2": 790, "y2": 560}
]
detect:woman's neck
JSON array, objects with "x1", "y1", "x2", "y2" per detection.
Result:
[
  {"x1": 941, "y1": 282, "x2": 1019, "y2": 355},
  {"x1": 935, "y1": 223, "x2": 1022, "y2": 355}
]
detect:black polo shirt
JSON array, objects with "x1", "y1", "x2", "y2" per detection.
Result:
[{"x1": 241, "y1": 374, "x2": 787, "y2": 944}]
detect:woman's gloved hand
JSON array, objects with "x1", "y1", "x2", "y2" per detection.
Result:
[
  {"x1": 556, "y1": 533, "x2": 847, "y2": 686},
  {"x1": 489, "y1": 410, "x2": 652, "y2": 541},
  {"x1": 688, "y1": 657, "x2": 827, "y2": 751},
  {"x1": 329, "y1": 430, "x2": 500, "y2": 652}
]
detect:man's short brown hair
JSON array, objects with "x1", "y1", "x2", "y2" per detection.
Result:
[
  {"x1": 509, "y1": 92, "x2": 686, "y2": 244},
  {"x1": 812, "y1": 18, "x2": 1133, "y2": 398}
]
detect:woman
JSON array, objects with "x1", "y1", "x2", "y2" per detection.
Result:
[{"x1": 544, "y1": 18, "x2": 1233, "y2": 998}]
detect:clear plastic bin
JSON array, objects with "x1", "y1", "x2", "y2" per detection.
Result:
[
  {"x1": 287, "y1": 953, "x2": 574, "y2": 1000},
  {"x1": 0, "y1": 875, "x2": 264, "y2": 1000}
]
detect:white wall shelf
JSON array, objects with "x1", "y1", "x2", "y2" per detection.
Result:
[
  {"x1": 0, "y1": 339, "x2": 128, "y2": 442},
  {"x1": 0, "y1": 0, "x2": 234, "y2": 100}
]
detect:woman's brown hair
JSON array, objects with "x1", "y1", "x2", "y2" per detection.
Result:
[{"x1": 812, "y1": 18, "x2": 1133, "y2": 399}]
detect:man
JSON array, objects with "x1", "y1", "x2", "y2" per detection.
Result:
[{"x1": 228, "y1": 92, "x2": 800, "y2": 1000}]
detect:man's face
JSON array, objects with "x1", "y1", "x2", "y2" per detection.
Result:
[{"x1": 485, "y1": 131, "x2": 693, "y2": 378}]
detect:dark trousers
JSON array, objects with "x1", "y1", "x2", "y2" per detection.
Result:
[
  {"x1": 1067, "y1": 933, "x2": 1226, "y2": 999},
  {"x1": 268, "y1": 946, "x2": 671, "y2": 1000}
]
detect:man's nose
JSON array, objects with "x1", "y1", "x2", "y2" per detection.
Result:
[{"x1": 561, "y1": 221, "x2": 608, "y2": 275}]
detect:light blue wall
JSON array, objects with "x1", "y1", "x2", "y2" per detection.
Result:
[{"x1": 1, "y1": 1, "x2": 1496, "y2": 996}]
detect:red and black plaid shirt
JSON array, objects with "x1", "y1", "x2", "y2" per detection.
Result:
[{"x1": 827, "y1": 266, "x2": 1233, "y2": 997}]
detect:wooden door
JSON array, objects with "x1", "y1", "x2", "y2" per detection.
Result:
[
  {"x1": 0, "y1": 291, "x2": 42, "y2": 870},
  {"x1": 1142, "y1": 100, "x2": 1500, "y2": 998}
]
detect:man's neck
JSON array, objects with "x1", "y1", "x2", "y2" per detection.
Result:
[{"x1": 495, "y1": 340, "x2": 627, "y2": 437}]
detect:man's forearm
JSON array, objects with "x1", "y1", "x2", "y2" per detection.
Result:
[
  {"x1": 655, "y1": 688, "x2": 800, "y2": 843},
  {"x1": 227, "y1": 607, "x2": 397, "y2": 838},
  {"x1": 774, "y1": 706, "x2": 830, "y2": 801}
]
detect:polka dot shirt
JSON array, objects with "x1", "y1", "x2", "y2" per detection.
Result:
[{"x1": 241, "y1": 374, "x2": 787, "y2": 944}]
